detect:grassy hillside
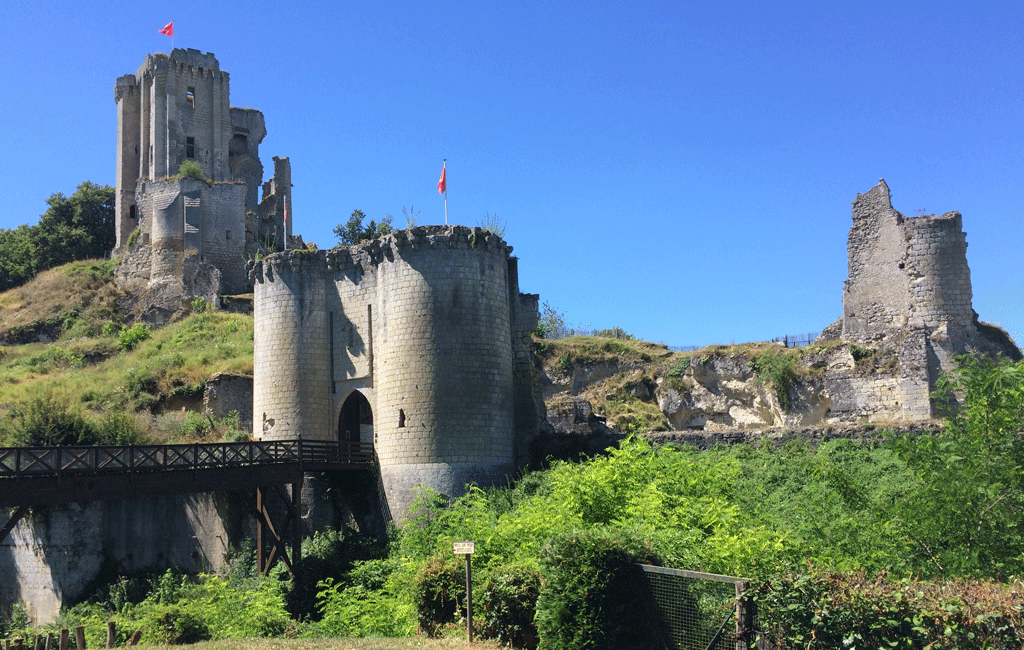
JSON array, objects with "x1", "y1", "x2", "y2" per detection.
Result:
[{"x1": 0, "y1": 259, "x2": 253, "y2": 445}]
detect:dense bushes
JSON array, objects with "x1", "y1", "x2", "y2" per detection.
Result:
[
  {"x1": 6, "y1": 357, "x2": 1024, "y2": 648},
  {"x1": 478, "y1": 564, "x2": 542, "y2": 648},
  {"x1": 535, "y1": 528, "x2": 666, "y2": 650},
  {"x1": 757, "y1": 571, "x2": 1024, "y2": 649}
]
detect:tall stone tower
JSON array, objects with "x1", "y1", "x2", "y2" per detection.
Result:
[
  {"x1": 114, "y1": 49, "x2": 292, "y2": 299},
  {"x1": 249, "y1": 226, "x2": 540, "y2": 520},
  {"x1": 833, "y1": 180, "x2": 1019, "y2": 418}
]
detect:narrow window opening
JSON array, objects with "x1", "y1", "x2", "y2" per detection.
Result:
[
  {"x1": 398, "y1": 409, "x2": 406, "y2": 428},
  {"x1": 225, "y1": 230, "x2": 231, "y2": 240},
  {"x1": 186, "y1": 137, "x2": 195, "y2": 159},
  {"x1": 186, "y1": 87, "x2": 195, "y2": 108},
  {"x1": 129, "y1": 205, "x2": 137, "y2": 220}
]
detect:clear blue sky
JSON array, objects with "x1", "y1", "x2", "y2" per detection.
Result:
[{"x1": 2, "y1": 1, "x2": 1022, "y2": 348}]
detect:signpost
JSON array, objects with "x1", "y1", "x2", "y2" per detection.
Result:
[{"x1": 454, "y1": 541, "x2": 475, "y2": 642}]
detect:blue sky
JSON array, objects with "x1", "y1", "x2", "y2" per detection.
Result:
[{"x1": 2, "y1": 1, "x2": 1022, "y2": 348}]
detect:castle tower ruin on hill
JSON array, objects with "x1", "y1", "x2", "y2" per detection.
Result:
[
  {"x1": 820, "y1": 179, "x2": 1019, "y2": 421},
  {"x1": 114, "y1": 49, "x2": 292, "y2": 301},
  {"x1": 249, "y1": 226, "x2": 541, "y2": 520}
]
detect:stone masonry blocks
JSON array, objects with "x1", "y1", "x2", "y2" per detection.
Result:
[{"x1": 251, "y1": 226, "x2": 533, "y2": 520}]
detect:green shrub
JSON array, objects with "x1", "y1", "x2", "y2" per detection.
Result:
[
  {"x1": 176, "y1": 411, "x2": 215, "y2": 439},
  {"x1": 412, "y1": 555, "x2": 465, "y2": 637},
  {"x1": 756, "y1": 571, "x2": 1024, "y2": 649},
  {"x1": 287, "y1": 528, "x2": 384, "y2": 620},
  {"x1": 99, "y1": 411, "x2": 145, "y2": 445},
  {"x1": 478, "y1": 563, "x2": 542, "y2": 649},
  {"x1": 751, "y1": 348, "x2": 799, "y2": 410},
  {"x1": 667, "y1": 356, "x2": 691, "y2": 377},
  {"x1": 10, "y1": 391, "x2": 103, "y2": 446},
  {"x1": 314, "y1": 577, "x2": 416, "y2": 638},
  {"x1": 179, "y1": 160, "x2": 204, "y2": 181},
  {"x1": 126, "y1": 227, "x2": 141, "y2": 248},
  {"x1": 479, "y1": 212, "x2": 507, "y2": 239},
  {"x1": 142, "y1": 603, "x2": 211, "y2": 645},
  {"x1": 535, "y1": 527, "x2": 667, "y2": 650},
  {"x1": 118, "y1": 323, "x2": 150, "y2": 351}
]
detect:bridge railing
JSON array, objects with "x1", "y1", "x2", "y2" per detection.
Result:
[{"x1": 0, "y1": 439, "x2": 373, "y2": 479}]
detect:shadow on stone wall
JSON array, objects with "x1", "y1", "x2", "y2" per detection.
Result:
[{"x1": 0, "y1": 509, "x2": 22, "y2": 620}]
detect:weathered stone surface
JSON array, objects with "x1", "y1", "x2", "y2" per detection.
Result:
[
  {"x1": 252, "y1": 226, "x2": 539, "y2": 521},
  {"x1": 114, "y1": 49, "x2": 292, "y2": 301},
  {"x1": 203, "y1": 373, "x2": 253, "y2": 431}
]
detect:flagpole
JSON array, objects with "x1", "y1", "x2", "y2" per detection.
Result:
[{"x1": 444, "y1": 159, "x2": 448, "y2": 225}]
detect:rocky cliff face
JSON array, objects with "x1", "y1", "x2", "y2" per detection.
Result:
[{"x1": 530, "y1": 333, "x2": 1000, "y2": 452}]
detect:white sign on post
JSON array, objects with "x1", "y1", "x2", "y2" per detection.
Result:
[{"x1": 453, "y1": 541, "x2": 475, "y2": 555}]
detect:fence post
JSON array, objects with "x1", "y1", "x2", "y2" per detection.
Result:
[
  {"x1": 58, "y1": 629, "x2": 68, "y2": 650},
  {"x1": 735, "y1": 579, "x2": 754, "y2": 650},
  {"x1": 105, "y1": 622, "x2": 114, "y2": 650},
  {"x1": 74, "y1": 627, "x2": 85, "y2": 650}
]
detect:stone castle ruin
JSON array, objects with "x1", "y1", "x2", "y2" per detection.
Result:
[
  {"x1": 818, "y1": 179, "x2": 1019, "y2": 421},
  {"x1": 6, "y1": 50, "x2": 1024, "y2": 623},
  {"x1": 249, "y1": 227, "x2": 541, "y2": 519},
  {"x1": 113, "y1": 49, "x2": 293, "y2": 309}
]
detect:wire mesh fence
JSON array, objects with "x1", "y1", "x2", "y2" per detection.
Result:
[{"x1": 639, "y1": 564, "x2": 756, "y2": 650}]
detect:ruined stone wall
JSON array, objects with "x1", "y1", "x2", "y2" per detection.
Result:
[
  {"x1": 830, "y1": 180, "x2": 1018, "y2": 421},
  {"x1": 114, "y1": 49, "x2": 283, "y2": 298},
  {"x1": 842, "y1": 180, "x2": 976, "y2": 348},
  {"x1": 199, "y1": 182, "x2": 247, "y2": 294},
  {"x1": 842, "y1": 180, "x2": 912, "y2": 344},
  {"x1": 114, "y1": 77, "x2": 141, "y2": 251}
]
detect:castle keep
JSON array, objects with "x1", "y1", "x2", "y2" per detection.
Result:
[
  {"x1": 819, "y1": 179, "x2": 1019, "y2": 421},
  {"x1": 249, "y1": 226, "x2": 540, "y2": 519},
  {"x1": 114, "y1": 49, "x2": 292, "y2": 299}
]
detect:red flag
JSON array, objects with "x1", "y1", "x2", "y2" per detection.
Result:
[
  {"x1": 437, "y1": 162, "x2": 446, "y2": 195},
  {"x1": 159, "y1": 22, "x2": 174, "y2": 36}
]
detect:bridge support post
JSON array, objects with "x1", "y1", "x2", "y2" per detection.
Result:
[{"x1": 253, "y1": 481, "x2": 302, "y2": 579}]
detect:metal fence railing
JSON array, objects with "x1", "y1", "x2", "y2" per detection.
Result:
[{"x1": 639, "y1": 564, "x2": 756, "y2": 650}]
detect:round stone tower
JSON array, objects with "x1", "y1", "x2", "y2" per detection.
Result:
[
  {"x1": 903, "y1": 213, "x2": 973, "y2": 335},
  {"x1": 372, "y1": 227, "x2": 515, "y2": 517},
  {"x1": 251, "y1": 254, "x2": 332, "y2": 441},
  {"x1": 250, "y1": 225, "x2": 517, "y2": 520}
]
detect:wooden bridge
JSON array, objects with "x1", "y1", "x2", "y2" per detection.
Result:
[{"x1": 0, "y1": 439, "x2": 374, "y2": 577}]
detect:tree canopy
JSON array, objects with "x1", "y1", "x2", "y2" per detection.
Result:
[
  {"x1": 0, "y1": 181, "x2": 115, "y2": 291},
  {"x1": 334, "y1": 209, "x2": 393, "y2": 246}
]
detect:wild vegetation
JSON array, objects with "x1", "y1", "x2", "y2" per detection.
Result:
[
  {"x1": 0, "y1": 182, "x2": 114, "y2": 292},
  {"x1": 5, "y1": 353, "x2": 1022, "y2": 648},
  {"x1": 2, "y1": 255, "x2": 1023, "y2": 647},
  {"x1": 334, "y1": 209, "x2": 394, "y2": 246},
  {"x1": 0, "y1": 259, "x2": 253, "y2": 445}
]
